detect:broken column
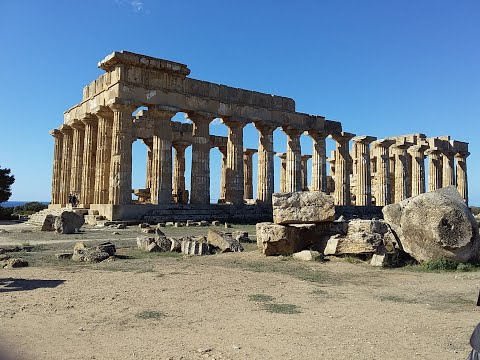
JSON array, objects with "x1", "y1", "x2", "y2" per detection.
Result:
[{"x1": 352, "y1": 136, "x2": 376, "y2": 206}]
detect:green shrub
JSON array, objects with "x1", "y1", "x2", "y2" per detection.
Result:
[
  {"x1": 422, "y1": 257, "x2": 476, "y2": 272},
  {"x1": 0, "y1": 206, "x2": 14, "y2": 220}
]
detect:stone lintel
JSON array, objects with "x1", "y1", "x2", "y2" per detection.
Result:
[
  {"x1": 324, "y1": 120, "x2": 343, "y2": 135},
  {"x1": 393, "y1": 138, "x2": 413, "y2": 149},
  {"x1": 451, "y1": 140, "x2": 469, "y2": 153}
]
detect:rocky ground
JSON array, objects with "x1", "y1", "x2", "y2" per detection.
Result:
[{"x1": 0, "y1": 221, "x2": 479, "y2": 360}]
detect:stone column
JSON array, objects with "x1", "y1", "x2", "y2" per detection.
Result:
[
  {"x1": 150, "y1": 107, "x2": 176, "y2": 205},
  {"x1": 455, "y1": 151, "x2": 469, "y2": 204},
  {"x1": 442, "y1": 150, "x2": 456, "y2": 187},
  {"x1": 255, "y1": 123, "x2": 275, "y2": 204},
  {"x1": 393, "y1": 141, "x2": 412, "y2": 203},
  {"x1": 69, "y1": 120, "x2": 85, "y2": 200},
  {"x1": 352, "y1": 136, "x2": 376, "y2": 206},
  {"x1": 142, "y1": 139, "x2": 153, "y2": 190},
  {"x1": 108, "y1": 103, "x2": 135, "y2": 205},
  {"x1": 276, "y1": 153, "x2": 287, "y2": 193},
  {"x1": 331, "y1": 133, "x2": 355, "y2": 205},
  {"x1": 49, "y1": 129, "x2": 63, "y2": 204},
  {"x1": 224, "y1": 120, "x2": 245, "y2": 204},
  {"x1": 283, "y1": 128, "x2": 303, "y2": 192},
  {"x1": 309, "y1": 130, "x2": 327, "y2": 192},
  {"x1": 301, "y1": 155, "x2": 312, "y2": 191},
  {"x1": 371, "y1": 139, "x2": 394, "y2": 206},
  {"x1": 243, "y1": 149, "x2": 257, "y2": 200},
  {"x1": 426, "y1": 148, "x2": 443, "y2": 192},
  {"x1": 59, "y1": 124, "x2": 73, "y2": 205},
  {"x1": 94, "y1": 106, "x2": 114, "y2": 204},
  {"x1": 79, "y1": 114, "x2": 98, "y2": 207},
  {"x1": 188, "y1": 113, "x2": 212, "y2": 204},
  {"x1": 407, "y1": 144, "x2": 427, "y2": 197},
  {"x1": 218, "y1": 146, "x2": 227, "y2": 202},
  {"x1": 173, "y1": 142, "x2": 188, "y2": 204}
]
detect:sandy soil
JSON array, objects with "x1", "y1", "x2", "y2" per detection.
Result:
[{"x1": 0, "y1": 222, "x2": 479, "y2": 360}]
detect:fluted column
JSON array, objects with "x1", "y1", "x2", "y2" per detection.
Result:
[
  {"x1": 142, "y1": 139, "x2": 153, "y2": 191},
  {"x1": 426, "y1": 148, "x2": 443, "y2": 192},
  {"x1": 309, "y1": 130, "x2": 327, "y2": 192},
  {"x1": 276, "y1": 153, "x2": 287, "y2": 193},
  {"x1": 331, "y1": 132, "x2": 355, "y2": 205},
  {"x1": 224, "y1": 120, "x2": 245, "y2": 204},
  {"x1": 150, "y1": 107, "x2": 176, "y2": 205},
  {"x1": 243, "y1": 149, "x2": 257, "y2": 200},
  {"x1": 79, "y1": 114, "x2": 98, "y2": 207},
  {"x1": 173, "y1": 142, "x2": 188, "y2": 204},
  {"x1": 255, "y1": 123, "x2": 275, "y2": 204},
  {"x1": 407, "y1": 144, "x2": 427, "y2": 197},
  {"x1": 393, "y1": 141, "x2": 412, "y2": 203},
  {"x1": 327, "y1": 151, "x2": 336, "y2": 195},
  {"x1": 352, "y1": 136, "x2": 376, "y2": 206},
  {"x1": 59, "y1": 124, "x2": 73, "y2": 205},
  {"x1": 188, "y1": 113, "x2": 212, "y2": 204},
  {"x1": 301, "y1": 155, "x2": 312, "y2": 191},
  {"x1": 49, "y1": 129, "x2": 63, "y2": 204},
  {"x1": 283, "y1": 128, "x2": 303, "y2": 192},
  {"x1": 372, "y1": 139, "x2": 394, "y2": 206},
  {"x1": 218, "y1": 146, "x2": 227, "y2": 202},
  {"x1": 456, "y1": 152, "x2": 469, "y2": 204},
  {"x1": 69, "y1": 121, "x2": 85, "y2": 199},
  {"x1": 442, "y1": 150, "x2": 456, "y2": 187},
  {"x1": 108, "y1": 103, "x2": 135, "y2": 205},
  {"x1": 94, "y1": 106, "x2": 114, "y2": 204}
]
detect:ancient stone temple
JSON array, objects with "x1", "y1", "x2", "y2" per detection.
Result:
[{"x1": 49, "y1": 51, "x2": 470, "y2": 221}]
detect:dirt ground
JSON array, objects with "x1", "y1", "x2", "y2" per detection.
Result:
[{"x1": 0, "y1": 221, "x2": 479, "y2": 360}]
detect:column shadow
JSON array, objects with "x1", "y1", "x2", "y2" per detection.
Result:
[{"x1": 0, "y1": 278, "x2": 65, "y2": 292}]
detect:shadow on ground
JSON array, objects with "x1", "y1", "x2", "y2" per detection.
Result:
[{"x1": 0, "y1": 278, "x2": 65, "y2": 292}]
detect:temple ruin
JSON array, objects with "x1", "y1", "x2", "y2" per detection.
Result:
[{"x1": 49, "y1": 51, "x2": 470, "y2": 221}]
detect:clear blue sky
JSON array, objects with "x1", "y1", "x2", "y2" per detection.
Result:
[{"x1": 1, "y1": 0, "x2": 478, "y2": 204}]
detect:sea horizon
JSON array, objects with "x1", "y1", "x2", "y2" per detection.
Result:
[{"x1": 0, "y1": 200, "x2": 50, "y2": 208}]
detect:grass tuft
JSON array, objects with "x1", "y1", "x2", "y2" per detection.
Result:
[
  {"x1": 135, "y1": 310, "x2": 165, "y2": 320},
  {"x1": 248, "y1": 294, "x2": 275, "y2": 302},
  {"x1": 262, "y1": 303, "x2": 302, "y2": 314}
]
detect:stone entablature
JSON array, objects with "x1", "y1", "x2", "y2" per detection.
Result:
[{"x1": 49, "y1": 51, "x2": 470, "y2": 221}]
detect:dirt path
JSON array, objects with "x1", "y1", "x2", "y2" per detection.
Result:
[{"x1": 0, "y1": 223, "x2": 479, "y2": 359}]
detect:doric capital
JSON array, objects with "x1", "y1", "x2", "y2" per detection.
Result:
[
  {"x1": 254, "y1": 121, "x2": 277, "y2": 133},
  {"x1": 81, "y1": 113, "x2": 98, "y2": 126},
  {"x1": 148, "y1": 105, "x2": 178, "y2": 120},
  {"x1": 330, "y1": 132, "x2": 356, "y2": 143},
  {"x1": 425, "y1": 147, "x2": 443, "y2": 157},
  {"x1": 392, "y1": 139, "x2": 413, "y2": 150},
  {"x1": 301, "y1": 154, "x2": 312, "y2": 161},
  {"x1": 173, "y1": 141, "x2": 190, "y2": 152},
  {"x1": 372, "y1": 138, "x2": 395, "y2": 149},
  {"x1": 92, "y1": 105, "x2": 114, "y2": 119},
  {"x1": 407, "y1": 144, "x2": 428, "y2": 156},
  {"x1": 109, "y1": 102, "x2": 137, "y2": 114},
  {"x1": 185, "y1": 111, "x2": 215, "y2": 124},
  {"x1": 352, "y1": 135, "x2": 377, "y2": 145},
  {"x1": 275, "y1": 152, "x2": 287, "y2": 160},
  {"x1": 49, "y1": 129, "x2": 63, "y2": 139},
  {"x1": 455, "y1": 151, "x2": 470, "y2": 160},
  {"x1": 141, "y1": 138, "x2": 153, "y2": 150},
  {"x1": 244, "y1": 148, "x2": 258, "y2": 156},
  {"x1": 59, "y1": 124, "x2": 73, "y2": 135},
  {"x1": 282, "y1": 126, "x2": 303, "y2": 137},
  {"x1": 308, "y1": 129, "x2": 328, "y2": 141},
  {"x1": 222, "y1": 117, "x2": 247, "y2": 129},
  {"x1": 70, "y1": 119, "x2": 85, "y2": 131}
]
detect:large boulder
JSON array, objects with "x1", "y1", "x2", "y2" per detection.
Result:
[
  {"x1": 383, "y1": 186, "x2": 480, "y2": 262},
  {"x1": 54, "y1": 211, "x2": 85, "y2": 234},
  {"x1": 272, "y1": 191, "x2": 335, "y2": 224},
  {"x1": 207, "y1": 229, "x2": 244, "y2": 253}
]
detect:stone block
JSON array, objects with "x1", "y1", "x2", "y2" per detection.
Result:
[
  {"x1": 207, "y1": 229, "x2": 244, "y2": 253},
  {"x1": 181, "y1": 239, "x2": 209, "y2": 255},
  {"x1": 292, "y1": 250, "x2": 321, "y2": 261},
  {"x1": 54, "y1": 211, "x2": 85, "y2": 234},
  {"x1": 272, "y1": 191, "x2": 335, "y2": 225},
  {"x1": 256, "y1": 222, "x2": 314, "y2": 256},
  {"x1": 136, "y1": 236, "x2": 156, "y2": 251}
]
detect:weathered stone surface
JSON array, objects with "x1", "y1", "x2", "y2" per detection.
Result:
[
  {"x1": 137, "y1": 236, "x2": 156, "y2": 251},
  {"x1": 56, "y1": 253, "x2": 73, "y2": 260},
  {"x1": 232, "y1": 231, "x2": 251, "y2": 243},
  {"x1": 116, "y1": 223, "x2": 126, "y2": 229},
  {"x1": 141, "y1": 227, "x2": 156, "y2": 234},
  {"x1": 323, "y1": 220, "x2": 388, "y2": 256},
  {"x1": 272, "y1": 191, "x2": 335, "y2": 224},
  {"x1": 72, "y1": 241, "x2": 111, "y2": 262},
  {"x1": 169, "y1": 238, "x2": 182, "y2": 252},
  {"x1": 53, "y1": 211, "x2": 85, "y2": 234},
  {"x1": 96, "y1": 242, "x2": 116, "y2": 256},
  {"x1": 383, "y1": 186, "x2": 480, "y2": 262},
  {"x1": 147, "y1": 242, "x2": 162, "y2": 252},
  {"x1": 293, "y1": 250, "x2": 321, "y2": 261},
  {"x1": 256, "y1": 222, "x2": 315, "y2": 256},
  {"x1": 181, "y1": 239, "x2": 209, "y2": 255},
  {"x1": 207, "y1": 229, "x2": 243, "y2": 253},
  {"x1": 155, "y1": 237, "x2": 172, "y2": 252}
]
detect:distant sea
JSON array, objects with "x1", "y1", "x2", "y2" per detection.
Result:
[{"x1": 0, "y1": 201, "x2": 49, "y2": 208}]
